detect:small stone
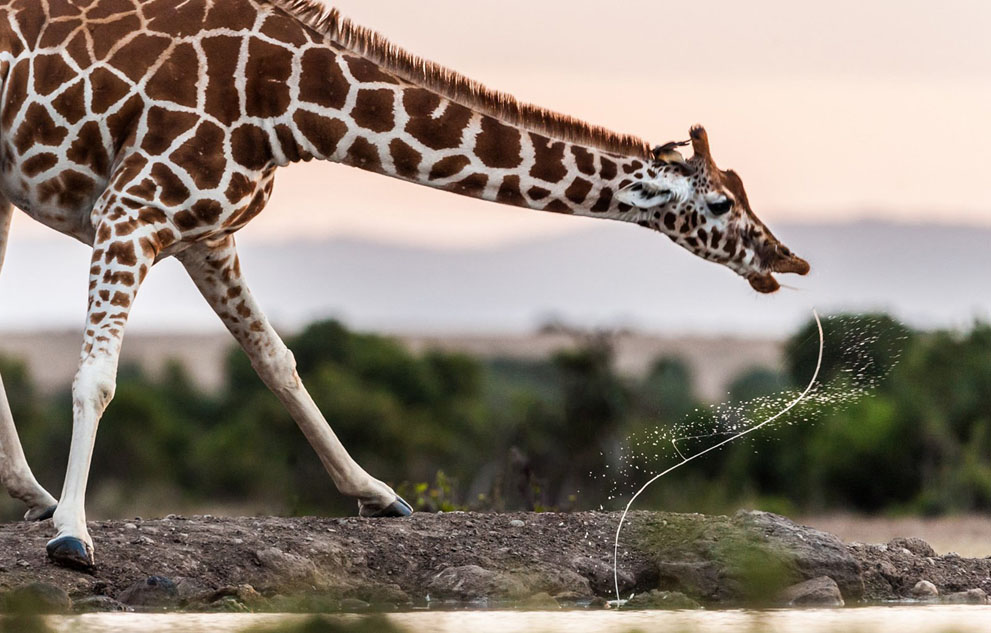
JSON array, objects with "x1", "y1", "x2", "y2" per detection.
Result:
[
  {"x1": 73, "y1": 596, "x2": 128, "y2": 613},
  {"x1": 124, "y1": 523, "x2": 137, "y2": 530},
  {"x1": 910, "y1": 580, "x2": 939, "y2": 599},
  {"x1": 942, "y1": 589, "x2": 988, "y2": 605},
  {"x1": 426, "y1": 565, "x2": 528, "y2": 601},
  {"x1": 521, "y1": 592, "x2": 560, "y2": 610},
  {"x1": 339, "y1": 598, "x2": 371, "y2": 612},
  {"x1": 352, "y1": 583, "x2": 410, "y2": 606},
  {"x1": 887, "y1": 537, "x2": 936, "y2": 558},
  {"x1": 2, "y1": 583, "x2": 72, "y2": 614},
  {"x1": 626, "y1": 590, "x2": 702, "y2": 610},
  {"x1": 175, "y1": 578, "x2": 212, "y2": 602},
  {"x1": 552, "y1": 590, "x2": 596, "y2": 605},
  {"x1": 205, "y1": 596, "x2": 250, "y2": 613},
  {"x1": 509, "y1": 519, "x2": 526, "y2": 528},
  {"x1": 117, "y1": 576, "x2": 179, "y2": 608},
  {"x1": 778, "y1": 577, "x2": 845, "y2": 607}
]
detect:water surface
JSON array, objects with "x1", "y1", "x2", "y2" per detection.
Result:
[{"x1": 36, "y1": 606, "x2": 991, "y2": 633}]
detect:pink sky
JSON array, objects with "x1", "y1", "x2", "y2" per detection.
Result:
[{"x1": 14, "y1": 0, "x2": 991, "y2": 247}]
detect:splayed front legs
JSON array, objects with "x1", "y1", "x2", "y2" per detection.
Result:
[
  {"x1": 177, "y1": 238, "x2": 411, "y2": 518},
  {"x1": 0, "y1": 198, "x2": 59, "y2": 521}
]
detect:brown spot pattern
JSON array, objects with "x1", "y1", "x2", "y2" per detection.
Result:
[{"x1": 475, "y1": 117, "x2": 522, "y2": 169}]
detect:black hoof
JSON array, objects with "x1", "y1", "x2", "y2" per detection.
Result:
[
  {"x1": 364, "y1": 496, "x2": 414, "y2": 518},
  {"x1": 28, "y1": 505, "x2": 57, "y2": 522},
  {"x1": 46, "y1": 536, "x2": 94, "y2": 571}
]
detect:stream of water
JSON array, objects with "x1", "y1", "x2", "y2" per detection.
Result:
[{"x1": 25, "y1": 606, "x2": 991, "y2": 633}]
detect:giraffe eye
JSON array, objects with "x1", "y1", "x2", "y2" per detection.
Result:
[{"x1": 708, "y1": 199, "x2": 733, "y2": 216}]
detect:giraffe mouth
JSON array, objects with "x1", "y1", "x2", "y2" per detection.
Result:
[
  {"x1": 748, "y1": 252, "x2": 810, "y2": 294},
  {"x1": 748, "y1": 272, "x2": 781, "y2": 294}
]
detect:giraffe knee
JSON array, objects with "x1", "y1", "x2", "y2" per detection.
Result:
[
  {"x1": 253, "y1": 347, "x2": 301, "y2": 393},
  {"x1": 72, "y1": 362, "x2": 117, "y2": 413}
]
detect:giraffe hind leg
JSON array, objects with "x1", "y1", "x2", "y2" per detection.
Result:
[
  {"x1": 177, "y1": 238, "x2": 412, "y2": 518},
  {"x1": 0, "y1": 198, "x2": 59, "y2": 521}
]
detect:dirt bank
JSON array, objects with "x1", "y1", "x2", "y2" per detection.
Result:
[{"x1": 1, "y1": 511, "x2": 988, "y2": 612}]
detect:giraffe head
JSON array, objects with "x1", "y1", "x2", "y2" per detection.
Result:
[{"x1": 617, "y1": 125, "x2": 809, "y2": 293}]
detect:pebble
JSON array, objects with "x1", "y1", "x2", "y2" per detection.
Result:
[
  {"x1": 509, "y1": 520, "x2": 526, "y2": 528},
  {"x1": 339, "y1": 598, "x2": 371, "y2": 612},
  {"x1": 778, "y1": 577, "x2": 845, "y2": 608},
  {"x1": 910, "y1": 580, "x2": 938, "y2": 598},
  {"x1": 73, "y1": 596, "x2": 128, "y2": 613},
  {"x1": 942, "y1": 588, "x2": 988, "y2": 605},
  {"x1": 117, "y1": 576, "x2": 179, "y2": 608}
]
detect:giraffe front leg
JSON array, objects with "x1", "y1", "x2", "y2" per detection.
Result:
[
  {"x1": 47, "y1": 216, "x2": 161, "y2": 570},
  {"x1": 176, "y1": 239, "x2": 412, "y2": 518},
  {"x1": 0, "y1": 198, "x2": 58, "y2": 521}
]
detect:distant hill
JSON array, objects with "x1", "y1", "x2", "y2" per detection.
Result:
[{"x1": 1, "y1": 221, "x2": 989, "y2": 335}]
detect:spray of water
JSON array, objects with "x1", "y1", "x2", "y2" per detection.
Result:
[{"x1": 609, "y1": 309, "x2": 825, "y2": 606}]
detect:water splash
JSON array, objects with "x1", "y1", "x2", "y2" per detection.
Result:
[{"x1": 609, "y1": 309, "x2": 825, "y2": 606}]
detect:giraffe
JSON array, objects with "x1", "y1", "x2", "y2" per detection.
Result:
[{"x1": 0, "y1": 0, "x2": 810, "y2": 569}]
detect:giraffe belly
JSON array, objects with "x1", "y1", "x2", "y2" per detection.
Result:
[{"x1": 0, "y1": 170, "x2": 101, "y2": 246}]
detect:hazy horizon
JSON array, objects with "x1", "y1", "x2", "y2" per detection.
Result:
[{"x1": 2, "y1": 221, "x2": 988, "y2": 336}]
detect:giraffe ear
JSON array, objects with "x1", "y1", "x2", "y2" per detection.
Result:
[{"x1": 616, "y1": 181, "x2": 673, "y2": 209}]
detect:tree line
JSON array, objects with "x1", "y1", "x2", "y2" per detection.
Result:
[{"x1": 1, "y1": 314, "x2": 988, "y2": 521}]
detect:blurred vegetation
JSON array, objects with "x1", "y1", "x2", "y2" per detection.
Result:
[{"x1": 1, "y1": 313, "x2": 990, "y2": 521}]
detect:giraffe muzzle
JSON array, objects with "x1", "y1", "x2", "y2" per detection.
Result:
[{"x1": 748, "y1": 250, "x2": 810, "y2": 293}]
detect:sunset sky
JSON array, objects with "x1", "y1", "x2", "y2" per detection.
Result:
[{"x1": 10, "y1": 0, "x2": 990, "y2": 248}]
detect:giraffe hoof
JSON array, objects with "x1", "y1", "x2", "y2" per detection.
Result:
[
  {"x1": 46, "y1": 536, "x2": 95, "y2": 571},
  {"x1": 25, "y1": 504, "x2": 57, "y2": 522},
  {"x1": 362, "y1": 496, "x2": 414, "y2": 518}
]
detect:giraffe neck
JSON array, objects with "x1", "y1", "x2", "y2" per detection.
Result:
[{"x1": 273, "y1": 45, "x2": 655, "y2": 223}]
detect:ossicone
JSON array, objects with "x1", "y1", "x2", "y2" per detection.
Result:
[{"x1": 689, "y1": 124, "x2": 712, "y2": 162}]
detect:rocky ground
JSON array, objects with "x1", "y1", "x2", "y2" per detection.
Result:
[{"x1": 0, "y1": 511, "x2": 989, "y2": 614}]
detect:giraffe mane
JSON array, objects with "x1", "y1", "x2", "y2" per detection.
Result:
[{"x1": 268, "y1": 0, "x2": 653, "y2": 160}]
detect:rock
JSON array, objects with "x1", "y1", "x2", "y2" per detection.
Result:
[
  {"x1": 350, "y1": 583, "x2": 411, "y2": 607},
  {"x1": 426, "y1": 565, "x2": 528, "y2": 602},
  {"x1": 339, "y1": 598, "x2": 371, "y2": 612},
  {"x1": 73, "y1": 596, "x2": 128, "y2": 613},
  {"x1": 253, "y1": 547, "x2": 324, "y2": 590},
  {"x1": 570, "y1": 555, "x2": 636, "y2": 595},
  {"x1": 1, "y1": 583, "x2": 72, "y2": 614},
  {"x1": 910, "y1": 580, "x2": 939, "y2": 599},
  {"x1": 521, "y1": 592, "x2": 560, "y2": 609},
  {"x1": 887, "y1": 537, "x2": 936, "y2": 558},
  {"x1": 509, "y1": 519, "x2": 526, "y2": 528},
  {"x1": 635, "y1": 512, "x2": 863, "y2": 603},
  {"x1": 174, "y1": 577, "x2": 211, "y2": 601},
  {"x1": 117, "y1": 576, "x2": 179, "y2": 608},
  {"x1": 626, "y1": 590, "x2": 702, "y2": 610},
  {"x1": 516, "y1": 566, "x2": 593, "y2": 597},
  {"x1": 206, "y1": 596, "x2": 250, "y2": 612},
  {"x1": 190, "y1": 583, "x2": 264, "y2": 610},
  {"x1": 736, "y1": 512, "x2": 865, "y2": 600},
  {"x1": 778, "y1": 577, "x2": 845, "y2": 607},
  {"x1": 942, "y1": 589, "x2": 988, "y2": 605}
]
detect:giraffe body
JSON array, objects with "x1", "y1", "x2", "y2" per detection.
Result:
[{"x1": 0, "y1": 0, "x2": 809, "y2": 569}]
